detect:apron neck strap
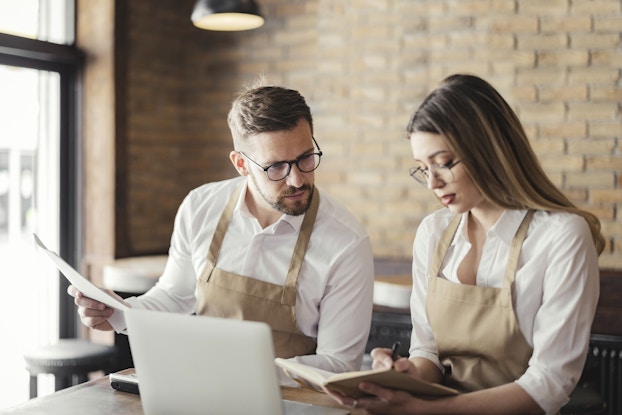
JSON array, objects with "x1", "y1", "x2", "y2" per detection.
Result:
[
  {"x1": 281, "y1": 187, "x2": 319, "y2": 304},
  {"x1": 204, "y1": 183, "x2": 245, "y2": 278},
  {"x1": 502, "y1": 210, "x2": 534, "y2": 289},
  {"x1": 429, "y1": 213, "x2": 462, "y2": 278}
]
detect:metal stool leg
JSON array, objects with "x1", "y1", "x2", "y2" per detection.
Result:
[
  {"x1": 55, "y1": 375, "x2": 70, "y2": 392},
  {"x1": 29, "y1": 375, "x2": 37, "y2": 399},
  {"x1": 74, "y1": 373, "x2": 89, "y2": 384}
]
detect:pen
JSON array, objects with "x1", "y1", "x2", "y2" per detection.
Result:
[{"x1": 391, "y1": 341, "x2": 401, "y2": 362}]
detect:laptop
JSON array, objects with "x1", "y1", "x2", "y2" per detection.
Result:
[{"x1": 123, "y1": 308, "x2": 349, "y2": 415}]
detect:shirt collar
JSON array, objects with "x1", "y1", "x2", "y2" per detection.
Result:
[
  {"x1": 455, "y1": 214, "x2": 469, "y2": 246},
  {"x1": 234, "y1": 179, "x2": 304, "y2": 233},
  {"x1": 454, "y1": 209, "x2": 529, "y2": 246},
  {"x1": 491, "y1": 209, "x2": 529, "y2": 246}
]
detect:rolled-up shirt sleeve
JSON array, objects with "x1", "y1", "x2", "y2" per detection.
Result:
[
  {"x1": 288, "y1": 235, "x2": 375, "y2": 374},
  {"x1": 515, "y1": 215, "x2": 599, "y2": 414},
  {"x1": 409, "y1": 212, "x2": 445, "y2": 372}
]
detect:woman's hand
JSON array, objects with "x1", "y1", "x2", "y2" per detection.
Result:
[
  {"x1": 324, "y1": 382, "x2": 425, "y2": 414},
  {"x1": 322, "y1": 347, "x2": 425, "y2": 413},
  {"x1": 371, "y1": 347, "x2": 418, "y2": 375}
]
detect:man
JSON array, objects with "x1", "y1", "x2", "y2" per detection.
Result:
[{"x1": 69, "y1": 83, "x2": 375, "y2": 382}]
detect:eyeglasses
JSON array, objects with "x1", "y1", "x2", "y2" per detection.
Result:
[
  {"x1": 241, "y1": 137, "x2": 323, "y2": 181},
  {"x1": 409, "y1": 160, "x2": 461, "y2": 186}
]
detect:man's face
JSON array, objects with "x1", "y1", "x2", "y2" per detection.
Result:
[{"x1": 243, "y1": 119, "x2": 317, "y2": 217}]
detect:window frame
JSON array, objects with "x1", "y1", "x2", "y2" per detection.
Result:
[{"x1": 0, "y1": 32, "x2": 83, "y2": 338}]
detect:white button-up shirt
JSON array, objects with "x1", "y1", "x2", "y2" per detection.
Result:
[
  {"x1": 110, "y1": 176, "x2": 375, "y2": 379},
  {"x1": 410, "y1": 208, "x2": 599, "y2": 415}
]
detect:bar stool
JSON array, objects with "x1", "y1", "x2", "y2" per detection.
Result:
[{"x1": 24, "y1": 339, "x2": 118, "y2": 398}]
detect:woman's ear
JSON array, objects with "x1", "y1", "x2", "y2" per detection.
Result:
[{"x1": 229, "y1": 151, "x2": 249, "y2": 176}]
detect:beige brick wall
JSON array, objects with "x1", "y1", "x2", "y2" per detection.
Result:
[{"x1": 115, "y1": 0, "x2": 621, "y2": 269}]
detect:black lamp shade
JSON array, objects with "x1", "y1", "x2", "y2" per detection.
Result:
[{"x1": 191, "y1": 0, "x2": 264, "y2": 31}]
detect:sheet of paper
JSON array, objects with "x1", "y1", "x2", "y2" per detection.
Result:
[{"x1": 33, "y1": 233, "x2": 128, "y2": 311}]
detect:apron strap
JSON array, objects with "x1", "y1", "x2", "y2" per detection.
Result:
[
  {"x1": 281, "y1": 188, "x2": 320, "y2": 305},
  {"x1": 502, "y1": 210, "x2": 534, "y2": 289},
  {"x1": 429, "y1": 213, "x2": 462, "y2": 279},
  {"x1": 201, "y1": 183, "x2": 244, "y2": 283}
]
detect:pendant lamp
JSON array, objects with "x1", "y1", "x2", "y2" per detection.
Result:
[{"x1": 191, "y1": 0, "x2": 264, "y2": 31}]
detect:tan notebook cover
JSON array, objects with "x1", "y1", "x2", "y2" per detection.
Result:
[{"x1": 275, "y1": 358, "x2": 458, "y2": 399}]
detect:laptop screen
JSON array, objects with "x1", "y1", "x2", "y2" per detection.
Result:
[{"x1": 124, "y1": 309, "x2": 347, "y2": 415}]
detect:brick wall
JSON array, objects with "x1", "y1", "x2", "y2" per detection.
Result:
[{"x1": 110, "y1": 0, "x2": 621, "y2": 268}]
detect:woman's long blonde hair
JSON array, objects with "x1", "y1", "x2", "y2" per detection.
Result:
[{"x1": 407, "y1": 74, "x2": 605, "y2": 255}]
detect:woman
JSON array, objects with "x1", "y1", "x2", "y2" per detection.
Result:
[{"x1": 328, "y1": 74, "x2": 604, "y2": 414}]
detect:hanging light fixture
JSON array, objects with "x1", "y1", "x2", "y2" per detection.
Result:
[{"x1": 191, "y1": 0, "x2": 264, "y2": 31}]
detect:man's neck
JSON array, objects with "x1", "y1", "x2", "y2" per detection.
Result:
[{"x1": 244, "y1": 189, "x2": 281, "y2": 229}]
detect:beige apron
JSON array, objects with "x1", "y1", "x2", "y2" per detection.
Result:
[
  {"x1": 426, "y1": 210, "x2": 535, "y2": 392},
  {"x1": 195, "y1": 184, "x2": 318, "y2": 359}
]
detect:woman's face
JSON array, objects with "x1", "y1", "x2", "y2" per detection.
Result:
[{"x1": 410, "y1": 131, "x2": 486, "y2": 215}]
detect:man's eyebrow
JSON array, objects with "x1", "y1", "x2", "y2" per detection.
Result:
[{"x1": 267, "y1": 146, "x2": 315, "y2": 165}]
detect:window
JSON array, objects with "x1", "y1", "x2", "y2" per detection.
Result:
[
  {"x1": 0, "y1": 0, "x2": 81, "y2": 408},
  {"x1": 0, "y1": 0, "x2": 74, "y2": 44}
]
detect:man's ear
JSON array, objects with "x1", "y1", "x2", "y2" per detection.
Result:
[{"x1": 230, "y1": 151, "x2": 249, "y2": 176}]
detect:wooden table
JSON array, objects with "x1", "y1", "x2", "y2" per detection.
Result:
[{"x1": 0, "y1": 369, "x2": 364, "y2": 415}]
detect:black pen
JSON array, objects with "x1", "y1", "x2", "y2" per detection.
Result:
[{"x1": 391, "y1": 341, "x2": 401, "y2": 363}]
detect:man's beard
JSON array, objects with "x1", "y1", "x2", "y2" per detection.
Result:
[
  {"x1": 250, "y1": 174, "x2": 314, "y2": 216},
  {"x1": 273, "y1": 184, "x2": 314, "y2": 216}
]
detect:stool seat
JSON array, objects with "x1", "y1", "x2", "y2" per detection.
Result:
[
  {"x1": 103, "y1": 255, "x2": 166, "y2": 294},
  {"x1": 24, "y1": 339, "x2": 117, "y2": 398}
]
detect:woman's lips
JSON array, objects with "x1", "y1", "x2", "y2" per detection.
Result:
[{"x1": 439, "y1": 194, "x2": 455, "y2": 206}]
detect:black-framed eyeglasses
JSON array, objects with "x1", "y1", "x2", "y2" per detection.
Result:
[
  {"x1": 241, "y1": 137, "x2": 323, "y2": 181},
  {"x1": 409, "y1": 160, "x2": 461, "y2": 186}
]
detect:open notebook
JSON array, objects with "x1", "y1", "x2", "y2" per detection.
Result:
[{"x1": 123, "y1": 308, "x2": 348, "y2": 415}]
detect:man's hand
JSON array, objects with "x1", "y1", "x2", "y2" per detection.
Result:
[{"x1": 67, "y1": 285, "x2": 127, "y2": 331}]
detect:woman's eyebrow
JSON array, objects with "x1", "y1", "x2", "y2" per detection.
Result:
[{"x1": 414, "y1": 150, "x2": 452, "y2": 163}]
